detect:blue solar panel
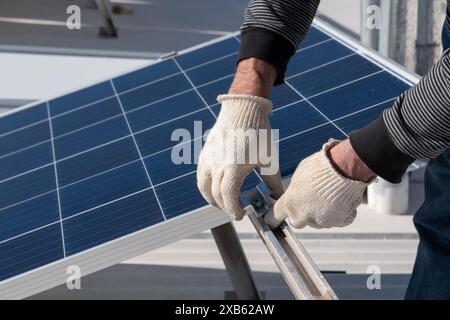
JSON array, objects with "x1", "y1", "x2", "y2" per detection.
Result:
[
  {"x1": 63, "y1": 189, "x2": 163, "y2": 256},
  {"x1": 0, "y1": 23, "x2": 417, "y2": 298}
]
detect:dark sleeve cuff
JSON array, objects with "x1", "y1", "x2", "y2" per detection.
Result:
[
  {"x1": 349, "y1": 115, "x2": 415, "y2": 183},
  {"x1": 238, "y1": 27, "x2": 296, "y2": 85}
]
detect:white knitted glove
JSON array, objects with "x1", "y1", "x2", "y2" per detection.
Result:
[
  {"x1": 197, "y1": 94, "x2": 283, "y2": 220},
  {"x1": 265, "y1": 139, "x2": 371, "y2": 229}
]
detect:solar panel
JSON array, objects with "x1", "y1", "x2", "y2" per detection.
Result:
[{"x1": 0, "y1": 20, "x2": 419, "y2": 299}]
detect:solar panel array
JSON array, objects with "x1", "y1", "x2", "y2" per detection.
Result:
[{"x1": 0, "y1": 24, "x2": 412, "y2": 297}]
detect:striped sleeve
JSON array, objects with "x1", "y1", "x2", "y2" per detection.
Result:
[
  {"x1": 350, "y1": 50, "x2": 450, "y2": 183},
  {"x1": 238, "y1": 0, "x2": 321, "y2": 84},
  {"x1": 384, "y1": 52, "x2": 450, "y2": 159}
]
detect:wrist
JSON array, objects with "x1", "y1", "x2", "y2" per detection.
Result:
[
  {"x1": 328, "y1": 139, "x2": 376, "y2": 183},
  {"x1": 228, "y1": 58, "x2": 277, "y2": 98}
]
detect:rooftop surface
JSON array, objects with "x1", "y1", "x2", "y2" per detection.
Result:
[{"x1": 0, "y1": 0, "x2": 360, "y2": 57}]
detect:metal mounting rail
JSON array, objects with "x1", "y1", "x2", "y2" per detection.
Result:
[{"x1": 241, "y1": 183, "x2": 338, "y2": 300}]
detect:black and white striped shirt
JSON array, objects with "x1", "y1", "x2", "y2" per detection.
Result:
[{"x1": 238, "y1": 0, "x2": 450, "y2": 183}]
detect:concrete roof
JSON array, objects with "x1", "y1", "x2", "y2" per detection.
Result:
[
  {"x1": 0, "y1": 52, "x2": 151, "y2": 101},
  {"x1": 0, "y1": 0, "x2": 245, "y2": 57},
  {"x1": 0, "y1": 0, "x2": 360, "y2": 57}
]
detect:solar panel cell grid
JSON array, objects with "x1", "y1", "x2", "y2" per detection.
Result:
[
  {"x1": 0, "y1": 166, "x2": 56, "y2": 210},
  {"x1": 51, "y1": 97, "x2": 122, "y2": 136},
  {"x1": 285, "y1": 39, "x2": 353, "y2": 77},
  {"x1": 308, "y1": 72, "x2": 409, "y2": 119},
  {"x1": 0, "y1": 223, "x2": 64, "y2": 282},
  {"x1": 63, "y1": 189, "x2": 163, "y2": 256},
  {"x1": 49, "y1": 82, "x2": 114, "y2": 116},
  {"x1": 0, "y1": 103, "x2": 47, "y2": 135},
  {"x1": 1, "y1": 121, "x2": 51, "y2": 156},
  {"x1": 59, "y1": 161, "x2": 150, "y2": 219},
  {"x1": 134, "y1": 109, "x2": 215, "y2": 157},
  {"x1": 271, "y1": 100, "x2": 329, "y2": 140},
  {"x1": 278, "y1": 124, "x2": 346, "y2": 177},
  {"x1": 119, "y1": 74, "x2": 192, "y2": 112},
  {"x1": 175, "y1": 38, "x2": 240, "y2": 70},
  {"x1": 113, "y1": 59, "x2": 180, "y2": 93},
  {"x1": 0, "y1": 24, "x2": 415, "y2": 294},
  {"x1": 0, "y1": 141, "x2": 53, "y2": 181},
  {"x1": 125, "y1": 91, "x2": 204, "y2": 132},
  {"x1": 0, "y1": 192, "x2": 59, "y2": 243}
]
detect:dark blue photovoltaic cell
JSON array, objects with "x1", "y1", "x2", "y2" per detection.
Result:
[
  {"x1": 286, "y1": 40, "x2": 352, "y2": 77},
  {"x1": 186, "y1": 54, "x2": 237, "y2": 86},
  {"x1": 299, "y1": 27, "x2": 330, "y2": 48},
  {"x1": 271, "y1": 101, "x2": 328, "y2": 140},
  {"x1": 334, "y1": 100, "x2": 394, "y2": 133},
  {"x1": 49, "y1": 82, "x2": 114, "y2": 116},
  {"x1": 51, "y1": 97, "x2": 121, "y2": 137},
  {"x1": 53, "y1": 116, "x2": 129, "y2": 160},
  {"x1": 155, "y1": 171, "x2": 261, "y2": 220},
  {"x1": 113, "y1": 59, "x2": 179, "y2": 93},
  {"x1": 288, "y1": 54, "x2": 382, "y2": 98},
  {"x1": 60, "y1": 161, "x2": 150, "y2": 219},
  {"x1": 126, "y1": 90, "x2": 205, "y2": 133},
  {"x1": 176, "y1": 38, "x2": 240, "y2": 70},
  {"x1": 0, "y1": 192, "x2": 59, "y2": 242},
  {"x1": 210, "y1": 104, "x2": 220, "y2": 117},
  {"x1": 278, "y1": 124, "x2": 346, "y2": 177},
  {"x1": 145, "y1": 148, "x2": 197, "y2": 185},
  {"x1": 0, "y1": 166, "x2": 55, "y2": 210},
  {"x1": 57, "y1": 137, "x2": 139, "y2": 186},
  {"x1": 119, "y1": 74, "x2": 191, "y2": 112},
  {"x1": 63, "y1": 189, "x2": 163, "y2": 256},
  {"x1": 0, "y1": 223, "x2": 64, "y2": 282},
  {"x1": 135, "y1": 109, "x2": 215, "y2": 157},
  {"x1": 270, "y1": 84, "x2": 300, "y2": 110},
  {"x1": 197, "y1": 76, "x2": 233, "y2": 105},
  {"x1": 0, "y1": 121, "x2": 50, "y2": 156},
  {"x1": 0, "y1": 142, "x2": 53, "y2": 181},
  {"x1": 242, "y1": 172, "x2": 263, "y2": 191},
  {"x1": 309, "y1": 72, "x2": 409, "y2": 119},
  {"x1": 0, "y1": 103, "x2": 47, "y2": 135},
  {"x1": 155, "y1": 172, "x2": 206, "y2": 219}
]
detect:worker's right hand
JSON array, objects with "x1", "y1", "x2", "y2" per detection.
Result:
[{"x1": 197, "y1": 94, "x2": 283, "y2": 220}]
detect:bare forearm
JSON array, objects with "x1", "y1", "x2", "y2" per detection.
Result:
[
  {"x1": 328, "y1": 139, "x2": 376, "y2": 183},
  {"x1": 228, "y1": 58, "x2": 277, "y2": 98},
  {"x1": 239, "y1": 0, "x2": 320, "y2": 85}
]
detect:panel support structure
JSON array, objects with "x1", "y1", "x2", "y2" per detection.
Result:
[
  {"x1": 211, "y1": 223, "x2": 262, "y2": 300},
  {"x1": 95, "y1": 0, "x2": 118, "y2": 38},
  {"x1": 241, "y1": 183, "x2": 338, "y2": 300}
]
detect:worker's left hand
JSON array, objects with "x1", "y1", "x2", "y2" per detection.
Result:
[{"x1": 265, "y1": 139, "x2": 375, "y2": 229}]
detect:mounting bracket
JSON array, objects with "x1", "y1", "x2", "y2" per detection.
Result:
[{"x1": 241, "y1": 183, "x2": 338, "y2": 300}]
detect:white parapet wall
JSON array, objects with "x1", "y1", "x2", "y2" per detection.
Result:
[{"x1": 0, "y1": 52, "x2": 152, "y2": 102}]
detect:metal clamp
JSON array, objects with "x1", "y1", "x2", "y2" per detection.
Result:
[
  {"x1": 241, "y1": 182, "x2": 338, "y2": 300},
  {"x1": 240, "y1": 182, "x2": 273, "y2": 218}
]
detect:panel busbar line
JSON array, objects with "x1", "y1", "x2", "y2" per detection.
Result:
[{"x1": 0, "y1": 19, "x2": 419, "y2": 299}]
